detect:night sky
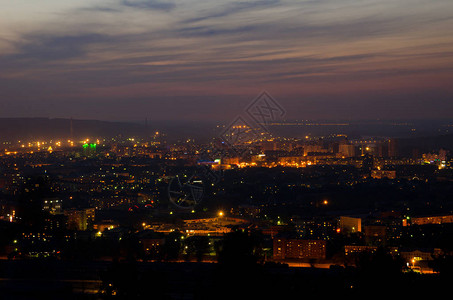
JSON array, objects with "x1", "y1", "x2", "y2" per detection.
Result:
[{"x1": 1, "y1": 0, "x2": 453, "y2": 122}]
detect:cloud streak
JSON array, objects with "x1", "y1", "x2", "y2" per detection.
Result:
[{"x1": 0, "y1": 0, "x2": 452, "y2": 121}]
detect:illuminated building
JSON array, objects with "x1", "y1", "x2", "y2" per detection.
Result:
[
  {"x1": 400, "y1": 248, "x2": 441, "y2": 262},
  {"x1": 400, "y1": 248, "x2": 442, "y2": 273},
  {"x1": 403, "y1": 214, "x2": 453, "y2": 226},
  {"x1": 371, "y1": 169, "x2": 396, "y2": 179},
  {"x1": 388, "y1": 139, "x2": 398, "y2": 157},
  {"x1": 64, "y1": 208, "x2": 95, "y2": 231},
  {"x1": 293, "y1": 218, "x2": 338, "y2": 240},
  {"x1": 277, "y1": 156, "x2": 306, "y2": 167},
  {"x1": 43, "y1": 198, "x2": 63, "y2": 215},
  {"x1": 182, "y1": 217, "x2": 248, "y2": 236},
  {"x1": 273, "y1": 238, "x2": 326, "y2": 260},
  {"x1": 93, "y1": 220, "x2": 119, "y2": 232},
  {"x1": 422, "y1": 150, "x2": 448, "y2": 168},
  {"x1": 344, "y1": 245, "x2": 399, "y2": 257},
  {"x1": 344, "y1": 245, "x2": 378, "y2": 256},
  {"x1": 303, "y1": 144, "x2": 324, "y2": 156},
  {"x1": 339, "y1": 216, "x2": 362, "y2": 234},
  {"x1": 338, "y1": 143, "x2": 355, "y2": 158},
  {"x1": 364, "y1": 225, "x2": 387, "y2": 246}
]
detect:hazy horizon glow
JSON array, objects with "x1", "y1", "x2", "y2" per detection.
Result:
[{"x1": 1, "y1": 0, "x2": 453, "y2": 121}]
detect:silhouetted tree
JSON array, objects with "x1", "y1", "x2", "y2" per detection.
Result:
[
  {"x1": 162, "y1": 230, "x2": 183, "y2": 261},
  {"x1": 354, "y1": 247, "x2": 405, "y2": 296},
  {"x1": 100, "y1": 260, "x2": 171, "y2": 299},
  {"x1": 217, "y1": 227, "x2": 263, "y2": 268},
  {"x1": 16, "y1": 176, "x2": 53, "y2": 230},
  {"x1": 356, "y1": 247, "x2": 404, "y2": 276},
  {"x1": 430, "y1": 253, "x2": 453, "y2": 278},
  {"x1": 184, "y1": 235, "x2": 210, "y2": 262}
]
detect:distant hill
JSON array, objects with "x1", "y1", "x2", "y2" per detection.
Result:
[
  {"x1": 1, "y1": 118, "x2": 453, "y2": 153},
  {"x1": 0, "y1": 118, "x2": 149, "y2": 142},
  {"x1": 0, "y1": 118, "x2": 218, "y2": 143}
]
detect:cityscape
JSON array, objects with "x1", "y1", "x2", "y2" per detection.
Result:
[
  {"x1": 0, "y1": 117, "x2": 452, "y2": 298},
  {"x1": 1, "y1": 0, "x2": 453, "y2": 299}
]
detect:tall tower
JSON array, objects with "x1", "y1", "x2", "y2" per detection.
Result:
[{"x1": 70, "y1": 117, "x2": 74, "y2": 140}]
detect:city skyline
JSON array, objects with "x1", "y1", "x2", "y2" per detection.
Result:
[{"x1": 1, "y1": 0, "x2": 453, "y2": 121}]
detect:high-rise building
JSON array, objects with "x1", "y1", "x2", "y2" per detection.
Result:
[
  {"x1": 339, "y1": 216, "x2": 362, "y2": 234},
  {"x1": 339, "y1": 143, "x2": 355, "y2": 158},
  {"x1": 64, "y1": 208, "x2": 95, "y2": 231},
  {"x1": 364, "y1": 225, "x2": 387, "y2": 246},
  {"x1": 388, "y1": 138, "x2": 398, "y2": 157}
]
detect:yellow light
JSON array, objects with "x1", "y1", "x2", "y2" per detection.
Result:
[{"x1": 218, "y1": 211, "x2": 224, "y2": 217}]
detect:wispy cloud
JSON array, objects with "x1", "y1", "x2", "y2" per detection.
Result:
[
  {"x1": 0, "y1": 0, "x2": 452, "y2": 120},
  {"x1": 182, "y1": 0, "x2": 280, "y2": 23},
  {"x1": 121, "y1": 0, "x2": 176, "y2": 11}
]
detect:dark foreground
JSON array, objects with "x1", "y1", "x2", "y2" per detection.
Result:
[{"x1": 0, "y1": 259, "x2": 449, "y2": 299}]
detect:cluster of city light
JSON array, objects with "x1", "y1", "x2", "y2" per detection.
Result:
[
  {"x1": 234, "y1": 160, "x2": 314, "y2": 169},
  {"x1": 0, "y1": 138, "x2": 109, "y2": 156}
]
